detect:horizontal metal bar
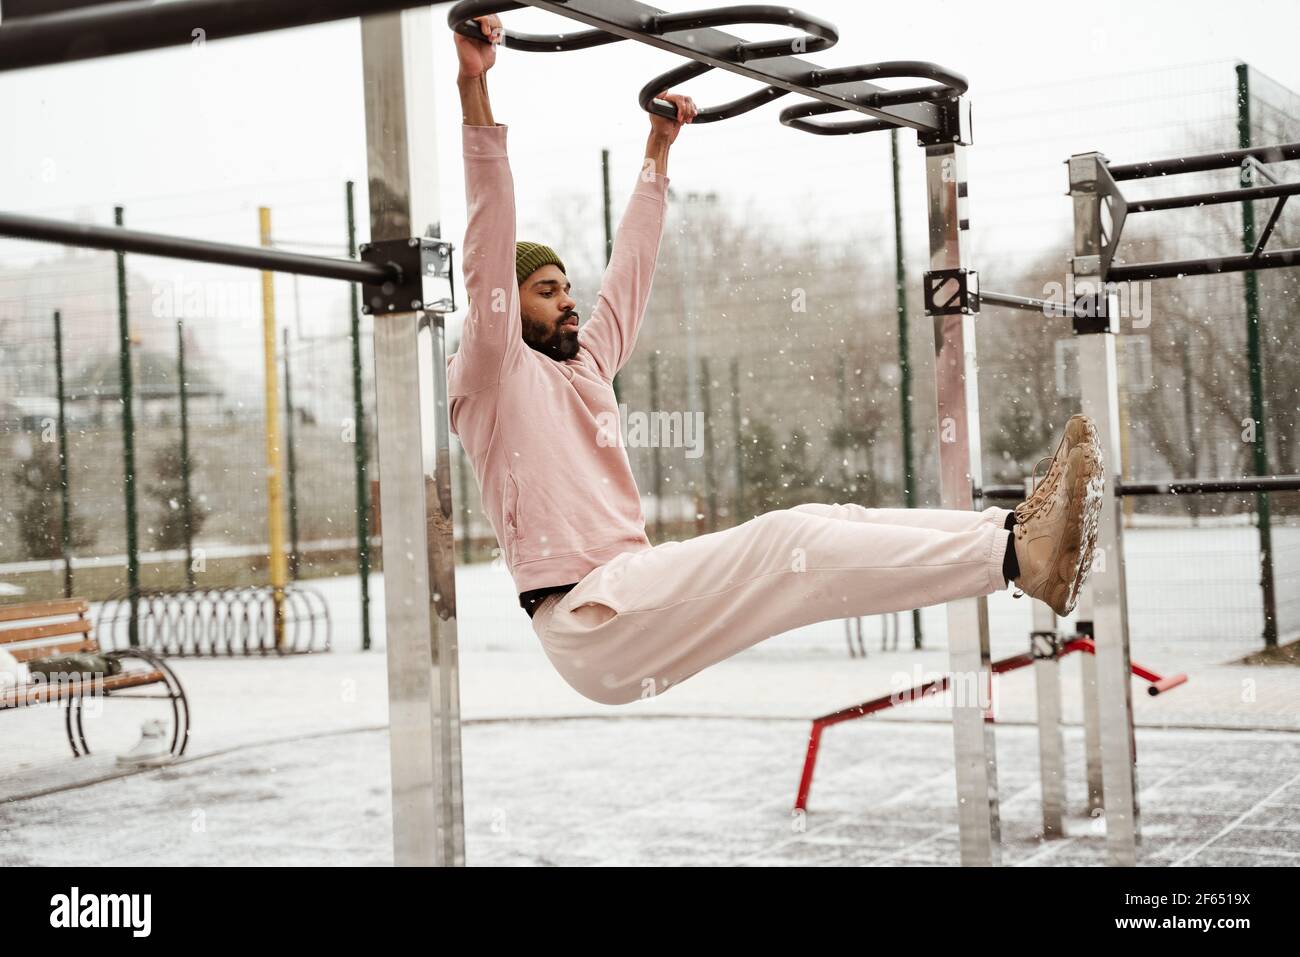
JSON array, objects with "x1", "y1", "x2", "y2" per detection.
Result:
[
  {"x1": 0, "y1": 0, "x2": 429, "y2": 73},
  {"x1": 451, "y1": 0, "x2": 951, "y2": 134},
  {"x1": 979, "y1": 485, "x2": 1024, "y2": 501},
  {"x1": 981, "y1": 474, "x2": 1300, "y2": 500},
  {"x1": 1107, "y1": 142, "x2": 1300, "y2": 181},
  {"x1": 978, "y1": 290, "x2": 1080, "y2": 318},
  {"x1": 1127, "y1": 181, "x2": 1300, "y2": 214},
  {"x1": 0, "y1": 210, "x2": 393, "y2": 283},
  {"x1": 1118, "y1": 476, "x2": 1300, "y2": 496},
  {"x1": 1106, "y1": 246, "x2": 1300, "y2": 281}
]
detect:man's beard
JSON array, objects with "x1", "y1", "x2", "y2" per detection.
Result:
[{"x1": 523, "y1": 311, "x2": 580, "y2": 361}]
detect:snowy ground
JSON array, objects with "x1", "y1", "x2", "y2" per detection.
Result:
[
  {"x1": 1, "y1": 523, "x2": 1297, "y2": 866},
  {"x1": 2, "y1": 720, "x2": 1296, "y2": 866}
]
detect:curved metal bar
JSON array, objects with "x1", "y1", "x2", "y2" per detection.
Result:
[
  {"x1": 105, "y1": 648, "x2": 192, "y2": 758},
  {"x1": 638, "y1": 60, "x2": 791, "y2": 123},
  {"x1": 779, "y1": 99, "x2": 901, "y2": 135},
  {"x1": 305, "y1": 585, "x2": 334, "y2": 653},
  {"x1": 448, "y1": 0, "x2": 625, "y2": 52},
  {"x1": 807, "y1": 61, "x2": 968, "y2": 104},
  {"x1": 73, "y1": 701, "x2": 90, "y2": 756},
  {"x1": 452, "y1": 0, "x2": 848, "y2": 126},
  {"x1": 64, "y1": 698, "x2": 85, "y2": 757},
  {"x1": 779, "y1": 61, "x2": 968, "y2": 135},
  {"x1": 285, "y1": 586, "x2": 311, "y2": 654}
]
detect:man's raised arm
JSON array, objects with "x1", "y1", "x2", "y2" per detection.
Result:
[
  {"x1": 582, "y1": 91, "x2": 698, "y2": 380},
  {"x1": 452, "y1": 15, "x2": 524, "y2": 392}
]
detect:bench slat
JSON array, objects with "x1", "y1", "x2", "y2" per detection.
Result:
[
  {"x1": 0, "y1": 617, "x2": 93, "y2": 646},
  {"x1": 8, "y1": 638, "x2": 99, "y2": 663},
  {"x1": 0, "y1": 598, "x2": 89, "y2": 623},
  {"x1": 0, "y1": 669, "x2": 167, "y2": 710}
]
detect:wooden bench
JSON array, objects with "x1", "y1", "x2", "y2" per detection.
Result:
[{"x1": 0, "y1": 598, "x2": 190, "y2": 760}]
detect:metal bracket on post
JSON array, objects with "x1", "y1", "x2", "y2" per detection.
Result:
[
  {"x1": 923, "y1": 268, "x2": 979, "y2": 316},
  {"x1": 1068, "y1": 152, "x2": 1127, "y2": 284},
  {"x1": 360, "y1": 238, "x2": 457, "y2": 316},
  {"x1": 916, "y1": 96, "x2": 972, "y2": 147},
  {"x1": 1030, "y1": 630, "x2": 1061, "y2": 660},
  {"x1": 1069, "y1": 286, "x2": 1111, "y2": 336}
]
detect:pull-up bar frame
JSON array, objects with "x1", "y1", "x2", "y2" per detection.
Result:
[{"x1": 0, "y1": 0, "x2": 1026, "y2": 869}]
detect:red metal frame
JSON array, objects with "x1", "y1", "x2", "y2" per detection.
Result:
[{"x1": 793, "y1": 635, "x2": 1188, "y2": 812}]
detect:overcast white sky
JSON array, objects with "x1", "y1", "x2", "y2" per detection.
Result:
[{"x1": 1, "y1": 0, "x2": 1297, "y2": 356}]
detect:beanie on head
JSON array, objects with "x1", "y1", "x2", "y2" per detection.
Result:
[{"x1": 515, "y1": 241, "x2": 567, "y2": 286}]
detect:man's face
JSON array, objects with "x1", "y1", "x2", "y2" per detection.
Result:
[{"x1": 519, "y1": 263, "x2": 579, "y2": 361}]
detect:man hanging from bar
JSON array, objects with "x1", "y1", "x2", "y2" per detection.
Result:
[{"x1": 449, "y1": 16, "x2": 1105, "y2": 705}]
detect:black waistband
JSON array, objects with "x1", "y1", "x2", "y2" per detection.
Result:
[{"x1": 519, "y1": 583, "x2": 577, "y2": 618}]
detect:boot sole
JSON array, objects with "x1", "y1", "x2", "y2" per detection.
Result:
[{"x1": 1064, "y1": 432, "x2": 1105, "y2": 614}]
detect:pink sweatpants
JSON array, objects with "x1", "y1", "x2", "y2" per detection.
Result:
[{"x1": 531, "y1": 503, "x2": 1012, "y2": 705}]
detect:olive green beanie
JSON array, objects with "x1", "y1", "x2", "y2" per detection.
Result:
[{"x1": 515, "y1": 241, "x2": 567, "y2": 286}]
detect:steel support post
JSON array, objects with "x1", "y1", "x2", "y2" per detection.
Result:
[
  {"x1": 921, "y1": 103, "x2": 1000, "y2": 867},
  {"x1": 361, "y1": 7, "x2": 465, "y2": 867},
  {"x1": 1029, "y1": 480, "x2": 1066, "y2": 840},
  {"x1": 1069, "y1": 152, "x2": 1140, "y2": 866}
]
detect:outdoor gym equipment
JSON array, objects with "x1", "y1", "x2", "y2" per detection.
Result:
[{"x1": 2, "y1": 0, "x2": 1293, "y2": 868}]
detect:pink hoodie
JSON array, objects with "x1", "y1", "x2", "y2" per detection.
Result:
[{"x1": 448, "y1": 123, "x2": 671, "y2": 594}]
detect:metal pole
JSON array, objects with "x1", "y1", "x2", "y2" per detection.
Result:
[
  {"x1": 602, "y1": 148, "x2": 621, "y2": 405},
  {"x1": 346, "y1": 180, "x2": 373, "y2": 653},
  {"x1": 0, "y1": 211, "x2": 390, "y2": 284},
  {"x1": 700, "y1": 356, "x2": 717, "y2": 532},
  {"x1": 836, "y1": 351, "x2": 848, "y2": 492},
  {"x1": 683, "y1": 199, "x2": 698, "y2": 451},
  {"x1": 177, "y1": 319, "x2": 196, "y2": 589},
  {"x1": 258, "y1": 208, "x2": 289, "y2": 648},
  {"x1": 1079, "y1": 618, "x2": 1104, "y2": 815},
  {"x1": 731, "y1": 356, "x2": 743, "y2": 522},
  {"x1": 1107, "y1": 140, "x2": 1300, "y2": 180},
  {"x1": 283, "y1": 327, "x2": 301, "y2": 581},
  {"x1": 892, "y1": 127, "x2": 923, "y2": 649},
  {"x1": 920, "y1": 105, "x2": 1001, "y2": 867},
  {"x1": 0, "y1": 0, "x2": 424, "y2": 71},
  {"x1": 1180, "y1": 328, "x2": 1198, "y2": 514},
  {"x1": 1069, "y1": 151, "x2": 1140, "y2": 865},
  {"x1": 360, "y1": 5, "x2": 465, "y2": 866},
  {"x1": 649, "y1": 350, "x2": 664, "y2": 541},
  {"x1": 601, "y1": 148, "x2": 615, "y2": 265},
  {"x1": 114, "y1": 207, "x2": 140, "y2": 647},
  {"x1": 1123, "y1": 180, "x2": 1300, "y2": 214},
  {"x1": 1236, "y1": 63, "x2": 1278, "y2": 649},
  {"x1": 1030, "y1": 480, "x2": 1065, "y2": 838},
  {"x1": 1107, "y1": 247, "x2": 1300, "y2": 282},
  {"x1": 456, "y1": 439, "x2": 472, "y2": 564},
  {"x1": 52, "y1": 310, "x2": 73, "y2": 599}
]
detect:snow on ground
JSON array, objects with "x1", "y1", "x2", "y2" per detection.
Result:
[
  {"x1": 1, "y1": 523, "x2": 1296, "y2": 865},
  {"x1": 2, "y1": 721, "x2": 1296, "y2": 866}
]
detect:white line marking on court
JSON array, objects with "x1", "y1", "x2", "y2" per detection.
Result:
[{"x1": 1171, "y1": 767, "x2": 1300, "y2": 867}]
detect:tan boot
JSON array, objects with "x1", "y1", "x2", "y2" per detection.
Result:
[
  {"x1": 1014, "y1": 414, "x2": 1097, "y2": 525},
  {"x1": 1011, "y1": 439, "x2": 1104, "y2": 617}
]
